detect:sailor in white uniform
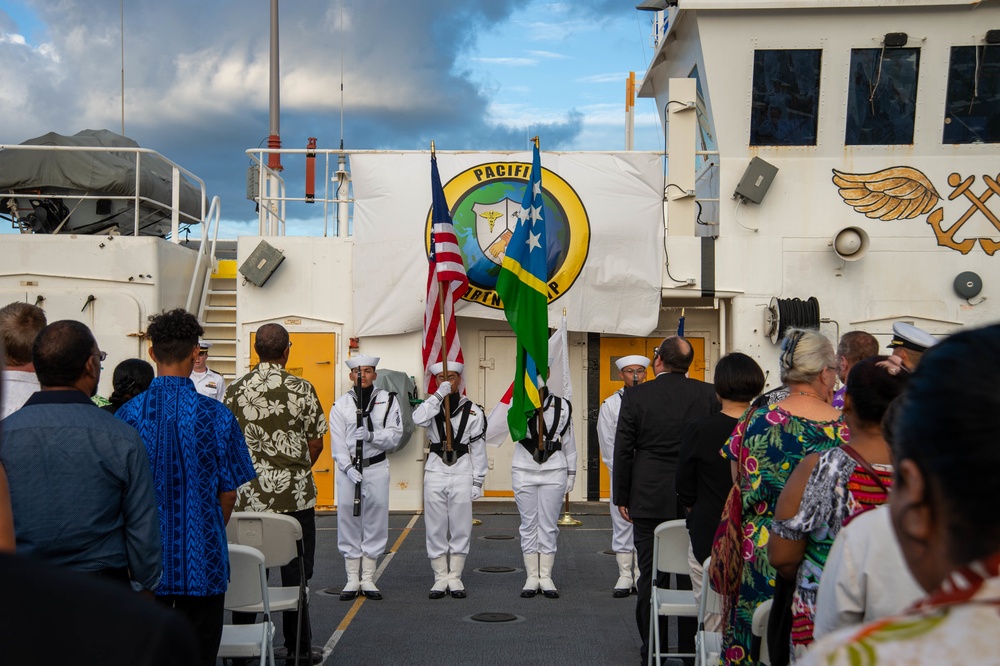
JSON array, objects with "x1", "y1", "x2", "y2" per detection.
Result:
[
  {"x1": 412, "y1": 361, "x2": 488, "y2": 599},
  {"x1": 597, "y1": 354, "x2": 649, "y2": 597},
  {"x1": 330, "y1": 354, "x2": 403, "y2": 601},
  {"x1": 190, "y1": 340, "x2": 225, "y2": 401},
  {"x1": 513, "y1": 385, "x2": 576, "y2": 599}
]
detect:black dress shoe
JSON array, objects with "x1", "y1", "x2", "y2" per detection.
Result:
[
  {"x1": 613, "y1": 587, "x2": 631, "y2": 598},
  {"x1": 542, "y1": 589, "x2": 559, "y2": 599},
  {"x1": 520, "y1": 588, "x2": 537, "y2": 598},
  {"x1": 450, "y1": 589, "x2": 467, "y2": 599},
  {"x1": 428, "y1": 590, "x2": 446, "y2": 599},
  {"x1": 362, "y1": 589, "x2": 383, "y2": 600},
  {"x1": 339, "y1": 589, "x2": 358, "y2": 601}
]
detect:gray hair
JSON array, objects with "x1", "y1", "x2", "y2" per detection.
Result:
[{"x1": 779, "y1": 328, "x2": 835, "y2": 384}]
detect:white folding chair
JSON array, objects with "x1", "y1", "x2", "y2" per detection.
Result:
[
  {"x1": 227, "y1": 512, "x2": 307, "y2": 665},
  {"x1": 752, "y1": 598, "x2": 773, "y2": 666},
  {"x1": 219, "y1": 544, "x2": 275, "y2": 666},
  {"x1": 695, "y1": 557, "x2": 723, "y2": 666},
  {"x1": 648, "y1": 520, "x2": 699, "y2": 666}
]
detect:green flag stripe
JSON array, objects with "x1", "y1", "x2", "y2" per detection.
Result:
[{"x1": 500, "y1": 256, "x2": 548, "y2": 295}]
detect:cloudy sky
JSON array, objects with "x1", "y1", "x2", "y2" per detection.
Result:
[{"x1": 1, "y1": 0, "x2": 664, "y2": 235}]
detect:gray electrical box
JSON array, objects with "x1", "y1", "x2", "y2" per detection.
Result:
[
  {"x1": 239, "y1": 240, "x2": 285, "y2": 287},
  {"x1": 733, "y1": 157, "x2": 779, "y2": 204},
  {"x1": 246, "y1": 165, "x2": 260, "y2": 200}
]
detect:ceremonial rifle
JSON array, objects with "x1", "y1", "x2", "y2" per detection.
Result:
[{"x1": 353, "y1": 369, "x2": 365, "y2": 517}]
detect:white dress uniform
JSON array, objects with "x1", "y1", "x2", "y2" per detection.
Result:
[
  {"x1": 598, "y1": 353, "x2": 648, "y2": 597},
  {"x1": 190, "y1": 368, "x2": 226, "y2": 401},
  {"x1": 412, "y1": 373, "x2": 487, "y2": 599},
  {"x1": 598, "y1": 389, "x2": 634, "y2": 551},
  {"x1": 512, "y1": 390, "x2": 576, "y2": 598},
  {"x1": 330, "y1": 355, "x2": 403, "y2": 600}
]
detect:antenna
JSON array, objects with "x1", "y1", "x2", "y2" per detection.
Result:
[
  {"x1": 120, "y1": 0, "x2": 125, "y2": 135},
  {"x1": 339, "y1": 0, "x2": 345, "y2": 149}
]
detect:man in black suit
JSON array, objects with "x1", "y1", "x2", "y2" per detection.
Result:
[{"x1": 613, "y1": 336, "x2": 720, "y2": 664}]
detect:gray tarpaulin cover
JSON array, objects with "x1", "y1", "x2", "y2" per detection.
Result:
[
  {"x1": 0, "y1": 129, "x2": 202, "y2": 220},
  {"x1": 373, "y1": 369, "x2": 418, "y2": 452}
]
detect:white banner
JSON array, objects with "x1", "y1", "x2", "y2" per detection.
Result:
[{"x1": 351, "y1": 151, "x2": 663, "y2": 336}]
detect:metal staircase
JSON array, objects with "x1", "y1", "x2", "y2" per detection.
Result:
[{"x1": 201, "y1": 259, "x2": 238, "y2": 381}]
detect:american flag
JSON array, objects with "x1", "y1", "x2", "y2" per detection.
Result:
[{"x1": 422, "y1": 153, "x2": 469, "y2": 393}]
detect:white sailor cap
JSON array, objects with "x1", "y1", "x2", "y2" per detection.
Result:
[
  {"x1": 346, "y1": 355, "x2": 380, "y2": 370},
  {"x1": 428, "y1": 361, "x2": 464, "y2": 376},
  {"x1": 198, "y1": 340, "x2": 212, "y2": 350},
  {"x1": 887, "y1": 322, "x2": 939, "y2": 353},
  {"x1": 616, "y1": 355, "x2": 651, "y2": 371}
]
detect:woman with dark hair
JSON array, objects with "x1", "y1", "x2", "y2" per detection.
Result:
[
  {"x1": 720, "y1": 329, "x2": 847, "y2": 665},
  {"x1": 101, "y1": 359, "x2": 155, "y2": 415},
  {"x1": 800, "y1": 323, "x2": 1000, "y2": 665},
  {"x1": 768, "y1": 357, "x2": 909, "y2": 659},
  {"x1": 678, "y1": 352, "x2": 765, "y2": 629}
]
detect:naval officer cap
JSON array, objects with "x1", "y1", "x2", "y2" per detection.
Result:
[
  {"x1": 198, "y1": 340, "x2": 212, "y2": 350},
  {"x1": 616, "y1": 355, "x2": 651, "y2": 371},
  {"x1": 346, "y1": 355, "x2": 380, "y2": 370},
  {"x1": 428, "y1": 361, "x2": 464, "y2": 376},
  {"x1": 887, "y1": 322, "x2": 939, "y2": 353}
]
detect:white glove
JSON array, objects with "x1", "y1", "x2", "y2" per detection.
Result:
[
  {"x1": 346, "y1": 466, "x2": 363, "y2": 485},
  {"x1": 353, "y1": 425, "x2": 372, "y2": 443},
  {"x1": 566, "y1": 474, "x2": 576, "y2": 494},
  {"x1": 434, "y1": 381, "x2": 452, "y2": 400},
  {"x1": 471, "y1": 485, "x2": 483, "y2": 501}
]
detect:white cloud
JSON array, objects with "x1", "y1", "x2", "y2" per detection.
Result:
[
  {"x1": 527, "y1": 50, "x2": 568, "y2": 60},
  {"x1": 577, "y1": 72, "x2": 629, "y2": 84}
]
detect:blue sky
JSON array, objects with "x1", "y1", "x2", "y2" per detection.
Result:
[{"x1": 0, "y1": 1, "x2": 664, "y2": 236}]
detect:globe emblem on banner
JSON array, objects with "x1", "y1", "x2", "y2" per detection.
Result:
[{"x1": 425, "y1": 161, "x2": 591, "y2": 310}]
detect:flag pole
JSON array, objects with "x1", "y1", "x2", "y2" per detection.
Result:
[
  {"x1": 557, "y1": 306, "x2": 582, "y2": 527},
  {"x1": 431, "y1": 140, "x2": 457, "y2": 465}
]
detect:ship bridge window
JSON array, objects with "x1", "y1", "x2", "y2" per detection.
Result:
[
  {"x1": 749, "y1": 49, "x2": 822, "y2": 146},
  {"x1": 944, "y1": 45, "x2": 1000, "y2": 144},
  {"x1": 846, "y1": 48, "x2": 920, "y2": 145}
]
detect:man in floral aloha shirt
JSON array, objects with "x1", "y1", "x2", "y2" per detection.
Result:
[{"x1": 224, "y1": 323, "x2": 329, "y2": 664}]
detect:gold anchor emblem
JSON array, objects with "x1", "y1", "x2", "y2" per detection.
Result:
[
  {"x1": 833, "y1": 167, "x2": 1000, "y2": 255},
  {"x1": 926, "y1": 173, "x2": 1000, "y2": 256}
]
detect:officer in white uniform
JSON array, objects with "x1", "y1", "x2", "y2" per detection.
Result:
[
  {"x1": 597, "y1": 354, "x2": 649, "y2": 597},
  {"x1": 512, "y1": 385, "x2": 576, "y2": 599},
  {"x1": 412, "y1": 361, "x2": 488, "y2": 599},
  {"x1": 190, "y1": 340, "x2": 225, "y2": 401},
  {"x1": 330, "y1": 355, "x2": 403, "y2": 601}
]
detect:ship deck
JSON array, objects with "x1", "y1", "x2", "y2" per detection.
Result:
[{"x1": 264, "y1": 500, "x2": 686, "y2": 666}]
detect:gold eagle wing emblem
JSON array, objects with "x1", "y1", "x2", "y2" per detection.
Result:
[{"x1": 832, "y1": 167, "x2": 940, "y2": 220}]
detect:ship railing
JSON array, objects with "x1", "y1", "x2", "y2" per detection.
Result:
[
  {"x1": 185, "y1": 195, "x2": 222, "y2": 323},
  {"x1": 0, "y1": 143, "x2": 209, "y2": 241}
]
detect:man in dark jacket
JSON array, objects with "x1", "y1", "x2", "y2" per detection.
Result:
[{"x1": 613, "y1": 335, "x2": 719, "y2": 664}]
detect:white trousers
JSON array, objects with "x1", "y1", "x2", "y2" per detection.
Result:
[
  {"x1": 688, "y1": 542, "x2": 722, "y2": 632},
  {"x1": 423, "y1": 466, "x2": 474, "y2": 558},
  {"x1": 610, "y1": 500, "x2": 635, "y2": 553},
  {"x1": 512, "y1": 466, "x2": 566, "y2": 554},
  {"x1": 336, "y1": 462, "x2": 389, "y2": 559}
]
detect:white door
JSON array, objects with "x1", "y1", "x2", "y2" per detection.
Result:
[{"x1": 480, "y1": 332, "x2": 516, "y2": 496}]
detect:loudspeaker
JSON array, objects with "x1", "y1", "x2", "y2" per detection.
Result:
[
  {"x1": 239, "y1": 240, "x2": 285, "y2": 287},
  {"x1": 832, "y1": 226, "x2": 869, "y2": 261}
]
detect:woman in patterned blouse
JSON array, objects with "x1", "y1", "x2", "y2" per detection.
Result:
[
  {"x1": 800, "y1": 323, "x2": 1000, "y2": 666},
  {"x1": 720, "y1": 328, "x2": 846, "y2": 665},
  {"x1": 768, "y1": 357, "x2": 909, "y2": 660}
]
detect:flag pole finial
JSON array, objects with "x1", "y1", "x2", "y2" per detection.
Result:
[
  {"x1": 430, "y1": 140, "x2": 436, "y2": 158},
  {"x1": 531, "y1": 136, "x2": 539, "y2": 150}
]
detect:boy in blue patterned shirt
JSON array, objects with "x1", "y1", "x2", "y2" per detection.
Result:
[{"x1": 118, "y1": 309, "x2": 256, "y2": 666}]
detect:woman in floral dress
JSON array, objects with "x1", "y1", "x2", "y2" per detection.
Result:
[
  {"x1": 721, "y1": 329, "x2": 846, "y2": 665},
  {"x1": 768, "y1": 357, "x2": 909, "y2": 660}
]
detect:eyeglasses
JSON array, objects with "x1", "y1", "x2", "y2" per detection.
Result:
[
  {"x1": 287, "y1": 342, "x2": 293, "y2": 348},
  {"x1": 94, "y1": 351, "x2": 107, "y2": 362}
]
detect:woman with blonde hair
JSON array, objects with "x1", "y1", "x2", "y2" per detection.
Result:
[{"x1": 720, "y1": 329, "x2": 847, "y2": 665}]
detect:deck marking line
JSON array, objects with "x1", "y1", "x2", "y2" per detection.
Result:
[{"x1": 319, "y1": 512, "x2": 421, "y2": 663}]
